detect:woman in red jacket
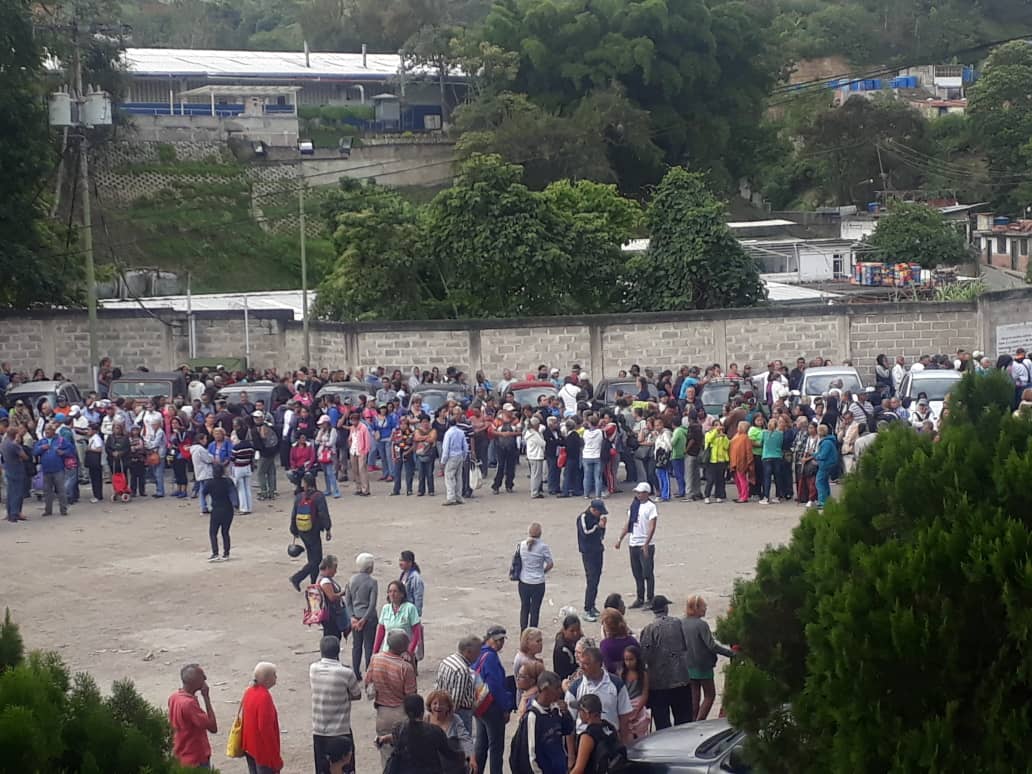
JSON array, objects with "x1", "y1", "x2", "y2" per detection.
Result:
[{"x1": 241, "y1": 662, "x2": 283, "y2": 774}]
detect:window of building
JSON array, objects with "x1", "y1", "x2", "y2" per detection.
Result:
[
  {"x1": 1022, "y1": 238, "x2": 1029, "y2": 256},
  {"x1": 997, "y1": 237, "x2": 1007, "y2": 254}
]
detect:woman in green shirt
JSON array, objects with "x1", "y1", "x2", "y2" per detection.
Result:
[
  {"x1": 746, "y1": 413, "x2": 765, "y2": 498},
  {"x1": 759, "y1": 417, "x2": 785, "y2": 504},
  {"x1": 703, "y1": 424, "x2": 730, "y2": 503},
  {"x1": 371, "y1": 580, "x2": 422, "y2": 666}
]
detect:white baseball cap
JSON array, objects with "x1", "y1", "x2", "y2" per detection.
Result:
[{"x1": 634, "y1": 482, "x2": 652, "y2": 493}]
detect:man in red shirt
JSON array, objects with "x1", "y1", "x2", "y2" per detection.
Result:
[{"x1": 167, "y1": 663, "x2": 218, "y2": 768}]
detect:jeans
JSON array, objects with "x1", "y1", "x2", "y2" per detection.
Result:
[
  {"x1": 257, "y1": 455, "x2": 277, "y2": 497},
  {"x1": 704, "y1": 462, "x2": 728, "y2": 499},
  {"x1": 209, "y1": 510, "x2": 233, "y2": 556},
  {"x1": 42, "y1": 469, "x2": 68, "y2": 514},
  {"x1": 376, "y1": 439, "x2": 392, "y2": 477},
  {"x1": 528, "y1": 458, "x2": 544, "y2": 496},
  {"x1": 417, "y1": 456, "x2": 435, "y2": 495},
  {"x1": 546, "y1": 456, "x2": 561, "y2": 493},
  {"x1": 444, "y1": 455, "x2": 464, "y2": 502},
  {"x1": 392, "y1": 457, "x2": 415, "y2": 494},
  {"x1": 649, "y1": 685, "x2": 694, "y2": 730},
  {"x1": 581, "y1": 549, "x2": 603, "y2": 612},
  {"x1": 816, "y1": 465, "x2": 831, "y2": 506},
  {"x1": 5, "y1": 472, "x2": 25, "y2": 520},
  {"x1": 233, "y1": 468, "x2": 252, "y2": 512},
  {"x1": 474, "y1": 704, "x2": 507, "y2": 774},
  {"x1": 291, "y1": 531, "x2": 323, "y2": 587},
  {"x1": 761, "y1": 458, "x2": 779, "y2": 500},
  {"x1": 351, "y1": 618, "x2": 376, "y2": 678},
  {"x1": 150, "y1": 455, "x2": 166, "y2": 496},
  {"x1": 245, "y1": 754, "x2": 277, "y2": 774},
  {"x1": 518, "y1": 580, "x2": 545, "y2": 630},
  {"x1": 671, "y1": 458, "x2": 686, "y2": 497},
  {"x1": 314, "y1": 732, "x2": 354, "y2": 774},
  {"x1": 582, "y1": 458, "x2": 603, "y2": 498},
  {"x1": 64, "y1": 466, "x2": 80, "y2": 502},
  {"x1": 685, "y1": 455, "x2": 703, "y2": 498},
  {"x1": 656, "y1": 466, "x2": 671, "y2": 500},
  {"x1": 197, "y1": 478, "x2": 210, "y2": 514},
  {"x1": 321, "y1": 462, "x2": 340, "y2": 497},
  {"x1": 629, "y1": 544, "x2": 655, "y2": 602},
  {"x1": 492, "y1": 445, "x2": 516, "y2": 491}
]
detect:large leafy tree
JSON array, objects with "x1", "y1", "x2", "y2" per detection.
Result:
[
  {"x1": 968, "y1": 41, "x2": 1032, "y2": 211},
  {"x1": 628, "y1": 168, "x2": 765, "y2": 311},
  {"x1": 718, "y1": 373, "x2": 1030, "y2": 773},
  {"x1": 0, "y1": 0, "x2": 83, "y2": 310},
  {"x1": 480, "y1": 0, "x2": 779, "y2": 192},
  {"x1": 864, "y1": 202, "x2": 970, "y2": 268}
]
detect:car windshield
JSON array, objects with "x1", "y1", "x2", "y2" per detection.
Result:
[
  {"x1": 909, "y1": 377, "x2": 959, "y2": 401},
  {"x1": 605, "y1": 382, "x2": 645, "y2": 401},
  {"x1": 6, "y1": 390, "x2": 52, "y2": 410},
  {"x1": 415, "y1": 390, "x2": 452, "y2": 413},
  {"x1": 804, "y1": 373, "x2": 862, "y2": 396},
  {"x1": 701, "y1": 383, "x2": 733, "y2": 407},
  {"x1": 695, "y1": 727, "x2": 742, "y2": 759},
  {"x1": 513, "y1": 387, "x2": 556, "y2": 406},
  {"x1": 113, "y1": 381, "x2": 170, "y2": 400}
]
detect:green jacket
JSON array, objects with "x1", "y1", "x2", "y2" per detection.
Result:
[{"x1": 671, "y1": 426, "x2": 688, "y2": 460}]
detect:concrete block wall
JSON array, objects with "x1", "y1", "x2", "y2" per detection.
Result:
[{"x1": 5, "y1": 288, "x2": 1032, "y2": 392}]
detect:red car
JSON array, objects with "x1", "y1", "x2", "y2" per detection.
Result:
[{"x1": 502, "y1": 380, "x2": 558, "y2": 408}]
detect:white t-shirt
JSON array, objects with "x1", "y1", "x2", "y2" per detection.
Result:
[
  {"x1": 627, "y1": 499, "x2": 657, "y2": 547},
  {"x1": 559, "y1": 383, "x2": 580, "y2": 416},
  {"x1": 188, "y1": 380, "x2": 206, "y2": 401},
  {"x1": 565, "y1": 671, "x2": 633, "y2": 733},
  {"x1": 582, "y1": 428, "x2": 604, "y2": 460}
]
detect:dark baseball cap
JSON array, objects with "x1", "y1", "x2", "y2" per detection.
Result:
[
  {"x1": 650, "y1": 595, "x2": 672, "y2": 611},
  {"x1": 485, "y1": 625, "x2": 507, "y2": 641},
  {"x1": 589, "y1": 498, "x2": 608, "y2": 514}
]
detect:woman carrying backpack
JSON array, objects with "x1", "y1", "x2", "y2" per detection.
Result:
[
  {"x1": 289, "y1": 472, "x2": 332, "y2": 591},
  {"x1": 569, "y1": 694, "x2": 622, "y2": 774}
]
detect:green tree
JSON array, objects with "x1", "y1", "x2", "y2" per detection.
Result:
[
  {"x1": 718, "y1": 372, "x2": 1028, "y2": 773},
  {"x1": 314, "y1": 179, "x2": 429, "y2": 320},
  {"x1": 629, "y1": 168, "x2": 765, "y2": 311},
  {"x1": 0, "y1": 609, "x2": 23, "y2": 672},
  {"x1": 968, "y1": 41, "x2": 1032, "y2": 210},
  {"x1": 480, "y1": 0, "x2": 780, "y2": 192},
  {"x1": 0, "y1": 0, "x2": 84, "y2": 310},
  {"x1": 864, "y1": 201, "x2": 970, "y2": 267}
]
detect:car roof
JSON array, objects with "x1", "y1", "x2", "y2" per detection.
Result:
[
  {"x1": 112, "y1": 371, "x2": 185, "y2": 381},
  {"x1": 804, "y1": 366, "x2": 861, "y2": 376},
  {"x1": 909, "y1": 369, "x2": 962, "y2": 380},
  {"x1": 319, "y1": 381, "x2": 369, "y2": 391},
  {"x1": 626, "y1": 718, "x2": 737, "y2": 763},
  {"x1": 6, "y1": 381, "x2": 68, "y2": 392},
  {"x1": 508, "y1": 380, "x2": 556, "y2": 389}
]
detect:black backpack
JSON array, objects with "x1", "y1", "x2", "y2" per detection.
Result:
[
  {"x1": 588, "y1": 720, "x2": 626, "y2": 774},
  {"x1": 508, "y1": 705, "x2": 537, "y2": 773}
]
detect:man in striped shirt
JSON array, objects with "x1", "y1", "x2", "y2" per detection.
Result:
[
  {"x1": 310, "y1": 636, "x2": 362, "y2": 774},
  {"x1": 365, "y1": 629, "x2": 417, "y2": 768},
  {"x1": 433, "y1": 635, "x2": 482, "y2": 733}
]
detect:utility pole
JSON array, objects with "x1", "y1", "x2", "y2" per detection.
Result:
[
  {"x1": 73, "y1": 36, "x2": 99, "y2": 391},
  {"x1": 876, "y1": 143, "x2": 890, "y2": 201},
  {"x1": 298, "y1": 168, "x2": 311, "y2": 367}
]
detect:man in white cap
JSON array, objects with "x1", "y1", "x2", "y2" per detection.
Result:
[{"x1": 614, "y1": 482, "x2": 658, "y2": 609}]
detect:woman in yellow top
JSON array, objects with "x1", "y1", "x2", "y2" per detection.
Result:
[{"x1": 703, "y1": 423, "x2": 730, "y2": 503}]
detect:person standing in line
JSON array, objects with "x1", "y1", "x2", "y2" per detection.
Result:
[
  {"x1": 577, "y1": 499, "x2": 608, "y2": 622},
  {"x1": 33, "y1": 423, "x2": 71, "y2": 516},
  {"x1": 310, "y1": 635, "x2": 362, "y2": 774},
  {"x1": 315, "y1": 415, "x2": 342, "y2": 499},
  {"x1": 552, "y1": 615, "x2": 583, "y2": 681},
  {"x1": 670, "y1": 416, "x2": 688, "y2": 500},
  {"x1": 289, "y1": 472, "x2": 333, "y2": 591},
  {"x1": 489, "y1": 408, "x2": 519, "y2": 494},
  {"x1": 231, "y1": 425, "x2": 256, "y2": 514},
  {"x1": 563, "y1": 646, "x2": 633, "y2": 755},
  {"x1": 347, "y1": 412, "x2": 372, "y2": 496},
  {"x1": 729, "y1": 421, "x2": 754, "y2": 504},
  {"x1": 524, "y1": 417, "x2": 547, "y2": 499},
  {"x1": 433, "y1": 635, "x2": 482, "y2": 735},
  {"x1": 814, "y1": 424, "x2": 838, "y2": 509},
  {"x1": 702, "y1": 422, "x2": 730, "y2": 504},
  {"x1": 206, "y1": 463, "x2": 236, "y2": 562},
  {"x1": 543, "y1": 415, "x2": 563, "y2": 495},
  {"x1": 684, "y1": 410, "x2": 705, "y2": 501},
  {"x1": 345, "y1": 552, "x2": 378, "y2": 680},
  {"x1": 614, "y1": 482, "x2": 657, "y2": 609},
  {"x1": 167, "y1": 663, "x2": 217, "y2": 770},
  {"x1": 517, "y1": 522, "x2": 554, "y2": 631},
  {"x1": 560, "y1": 418, "x2": 584, "y2": 498},
  {"x1": 189, "y1": 431, "x2": 214, "y2": 515},
  {"x1": 441, "y1": 417, "x2": 468, "y2": 506},
  {"x1": 2, "y1": 426, "x2": 29, "y2": 521},
  {"x1": 316, "y1": 555, "x2": 349, "y2": 642},
  {"x1": 682, "y1": 595, "x2": 735, "y2": 722},
  {"x1": 255, "y1": 414, "x2": 279, "y2": 501},
  {"x1": 474, "y1": 626, "x2": 514, "y2": 774},
  {"x1": 241, "y1": 662, "x2": 283, "y2": 774},
  {"x1": 365, "y1": 629, "x2": 417, "y2": 769},
  {"x1": 581, "y1": 416, "x2": 604, "y2": 500},
  {"x1": 638, "y1": 595, "x2": 691, "y2": 729},
  {"x1": 513, "y1": 671, "x2": 574, "y2": 774}
]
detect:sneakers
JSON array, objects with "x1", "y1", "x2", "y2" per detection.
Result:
[
  {"x1": 629, "y1": 598, "x2": 645, "y2": 609},
  {"x1": 703, "y1": 497, "x2": 710, "y2": 504},
  {"x1": 805, "y1": 500, "x2": 815, "y2": 507},
  {"x1": 90, "y1": 498, "x2": 99, "y2": 504},
  {"x1": 208, "y1": 554, "x2": 220, "y2": 562},
  {"x1": 759, "y1": 498, "x2": 769, "y2": 505},
  {"x1": 583, "y1": 610, "x2": 599, "y2": 622}
]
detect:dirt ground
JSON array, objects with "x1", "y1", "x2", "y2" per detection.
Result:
[{"x1": 1, "y1": 470, "x2": 801, "y2": 773}]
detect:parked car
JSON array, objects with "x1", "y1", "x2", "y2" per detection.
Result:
[
  {"x1": 110, "y1": 372, "x2": 189, "y2": 403},
  {"x1": 699, "y1": 379, "x2": 739, "y2": 417},
  {"x1": 411, "y1": 385, "x2": 468, "y2": 414},
  {"x1": 216, "y1": 380, "x2": 276, "y2": 411},
  {"x1": 898, "y1": 368, "x2": 962, "y2": 418},
  {"x1": 315, "y1": 381, "x2": 374, "y2": 406},
  {"x1": 505, "y1": 380, "x2": 558, "y2": 408},
  {"x1": 4, "y1": 380, "x2": 84, "y2": 412},
  {"x1": 798, "y1": 366, "x2": 865, "y2": 398},
  {"x1": 619, "y1": 718, "x2": 751, "y2": 773}
]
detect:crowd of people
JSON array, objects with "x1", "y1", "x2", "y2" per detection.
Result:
[{"x1": 1, "y1": 348, "x2": 1016, "y2": 774}]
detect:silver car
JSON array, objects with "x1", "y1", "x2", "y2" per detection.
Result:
[{"x1": 620, "y1": 719, "x2": 751, "y2": 773}]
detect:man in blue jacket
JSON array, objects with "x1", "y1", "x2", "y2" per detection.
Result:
[
  {"x1": 33, "y1": 423, "x2": 73, "y2": 516},
  {"x1": 814, "y1": 424, "x2": 839, "y2": 509},
  {"x1": 475, "y1": 625, "x2": 513, "y2": 774}
]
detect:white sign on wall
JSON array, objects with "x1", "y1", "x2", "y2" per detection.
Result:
[{"x1": 996, "y1": 322, "x2": 1032, "y2": 356}]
